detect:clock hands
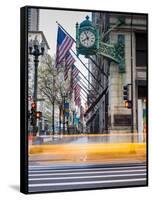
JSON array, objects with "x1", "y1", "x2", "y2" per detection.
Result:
[
  {"x1": 80, "y1": 31, "x2": 95, "y2": 47},
  {"x1": 84, "y1": 31, "x2": 89, "y2": 40},
  {"x1": 82, "y1": 31, "x2": 89, "y2": 42},
  {"x1": 82, "y1": 37, "x2": 88, "y2": 42}
]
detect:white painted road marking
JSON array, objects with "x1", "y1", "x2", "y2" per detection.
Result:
[
  {"x1": 28, "y1": 169, "x2": 146, "y2": 177},
  {"x1": 29, "y1": 178, "x2": 146, "y2": 187},
  {"x1": 28, "y1": 164, "x2": 147, "y2": 192},
  {"x1": 29, "y1": 173, "x2": 146, "y2": 181},
  {"x1": 29, "y1": 165, "x2": 146, "y2": 173}
]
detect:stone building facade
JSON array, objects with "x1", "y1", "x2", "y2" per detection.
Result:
[{"x1": 86, "y1": 12, "x2": 147, "y2": 140}]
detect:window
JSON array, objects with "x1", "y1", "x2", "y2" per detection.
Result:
[{"x1": 136, "y1": 33, "x2": 147, "y2": 67}]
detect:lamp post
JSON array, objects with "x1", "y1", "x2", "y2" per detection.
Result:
[
  {"x1": 71, "y1": 104, "x2": 75, "y2": 134},
  {"x1": 62, "y1": 94, "x2": 66, "y2": 134},
  {"x1": 29, "y1": 36, "x2": 45, "y2": 135},
  {"x1": 62, "y1": 92, "x2": 68, "y2": 134}
]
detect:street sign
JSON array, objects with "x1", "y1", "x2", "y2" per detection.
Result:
[
  {"x1": 64, "y1": 102, "x2": 69, "y2": 109},
  {"x1": 64, "y1": 102, "x2": 69, "y2": 117}
]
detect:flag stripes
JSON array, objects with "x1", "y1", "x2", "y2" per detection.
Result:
[
  {"x1": 72, "y1": 65, "x2": 79, "y2": 80},
  {"x1": 73, "y1": 78, "x2": 78, "y2": 89},
  {"x1": 71, "y1": 65, "x2": 79, "y2": 89},
  {"x1": 75, "y1": 96, "x2": 81, "y2": 107},
  {"x1": 74, "y1": 84, "x2": 81, "y2": 107},
  {"x1": 55, "y1": 25, "x2": 81, "y2": 107},
  {"x1": 64, "y1": 52, "x2": 75, "y2": 80},
  {"x1": 56, "y1": 26, "x2": 74, "y2": 66}
]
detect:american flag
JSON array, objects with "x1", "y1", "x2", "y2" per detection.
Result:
[
  {"x1": 71, "y1": 65, "x2": 79, "y2": 88},
  {"x1": 73, "y1": 78, "x2": 78, "y2": 89},
  {"x1": 74, "y1": 84, "x2": 81, "y2": 102},
  {"x1": 72, "y1": 65, "x2": 79, "y2": 80},
  {"x1": 75, "y1": 96, "x2": 81, "y2": 107},
  {"x1": 64, "y1": 52, "x2": 75, "y2": 80},
  {"x1": 56, "y1": 26, "x2": 74, "y2": 66}
]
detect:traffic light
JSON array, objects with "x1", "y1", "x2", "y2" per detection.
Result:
[
  {"x1": 123, "y1": 85, "x2": 128, "y2": 101},
  {"x1": 35, "y1": 111, "x2": 42, "y2": 119},
  {"x1": 30, "y1": 102, "x2": 36, "y2": 126},
  {"x1": 125, "y1": 100, "x2": 132, "y2": 109},
  {"x1": 31, "y1": 102, "x2": 36, "y2": 109},
  {"x1": 123, "y1": 84, "x2": 132, "y2": 109}
]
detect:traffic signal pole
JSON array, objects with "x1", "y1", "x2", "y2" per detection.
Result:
[
  {"x1": 29, "y1": 38, "x2": 45, "y2": 136},
  {"x1": 30, "y1": 102, "x2": 37, "y2": 136},
  {"x1": 33, "y1": 56, "x2": 38, "y2": 136},
  {"x1": 130, "y1": 14, "x2": 134, "y2": 142}
]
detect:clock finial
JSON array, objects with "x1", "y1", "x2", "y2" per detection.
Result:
[{"x1": 86, "y1": 15, "x2": 89, "y2": 20}]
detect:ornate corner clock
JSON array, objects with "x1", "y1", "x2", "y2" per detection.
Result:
[
  {"x1": 76, "y1": 16, "x2": 125, "y2": 73},
  {"x1": 76, "y1": 16, "x2": 99, "y2": 56}
]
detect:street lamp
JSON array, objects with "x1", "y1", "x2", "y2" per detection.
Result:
[
  {"x1": 71, "y1": 103, "x2": 75, "y2": 134},
  {"x1": 29, "y1": 36, "x2": 45, "y2": 135}
]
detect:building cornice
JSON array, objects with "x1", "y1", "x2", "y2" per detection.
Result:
[{"x1": 28, "y1": 31, "x2": 50, "y2": 49}]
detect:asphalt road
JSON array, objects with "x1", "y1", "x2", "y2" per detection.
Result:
[
  {"x1": 33, "y1": 134, "x2": 139, "y2": 145},
  {"x1": 28, "y1": 163, "x2": 147, "y2": 193}
]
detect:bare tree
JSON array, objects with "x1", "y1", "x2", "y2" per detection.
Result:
[{"x1": 38, "y1": 55, "x2": 67, "y2": 134}]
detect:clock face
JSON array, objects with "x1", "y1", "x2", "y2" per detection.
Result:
[{"x1": 80, "y1": 30, "x2": 96, "y2": 48}]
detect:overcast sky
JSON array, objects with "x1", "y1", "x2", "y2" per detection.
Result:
[
  {"x1": 39, "y1": 8, "x2": 92, "y2": 105},
  {"x1": 39, "y1": 9, "x2": 91, "y2": 56}
]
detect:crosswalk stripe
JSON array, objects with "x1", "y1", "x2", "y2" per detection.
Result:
[
  {"x1": 28, "y1": 169, "x2": 146, "y2": 177},
  {"x1": 29, "y1": 173, "x2": 146, "y2": 181},
  {"x1": 29, "y1": 164, "x2": 146, "y2": 169},
  {"x1": 29, "y1": 178, "x2": 146, "y2": 187},
  {"x1": 29, "y1": 166, "x2": 146, "y2": 173}
]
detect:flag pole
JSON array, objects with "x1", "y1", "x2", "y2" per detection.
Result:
[
  {"x1": 75, "y1": 66, "x2": 100, "y2": 95},
  {"x1": 56, "y1": 21, "x2": 108, "y2": 79},
  {"x1": 71, "y1": 49, "x2": 104, "y2": 89},
  {"x1": 80, "y1": 89, "x2": 90, "y2": 100},
  {"x1": 77, "y1": 78, "x2": 95, "y2": 97},
  {"x1": 56, "y1": 21, "x2": 109, "y2": 116},
  {"x1": 56, "y1": 21, "x2": 76, "y2": 42},
  {"x1": 78, "y1": 88, "x2": 94, "y2": 103},
  {"x1": 80, "y1": 94, "x2": 87, "y2": 102},
  {"x1": 80, "y1": 92, "x2": 87, "y2": 100},
  {"x1": 56, "y1": 21, "x2": 104, "y2": 89},
  {"x1": 84, "y1": 86, "x2": 108, "y2": 117},
  {"x1": 76, "y1": 84, "x2": 88, "y2": 95}
]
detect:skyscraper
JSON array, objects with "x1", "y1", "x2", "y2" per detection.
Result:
[{"x1": 28, "y1": 8, "x2": 39, "y2": 31}]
